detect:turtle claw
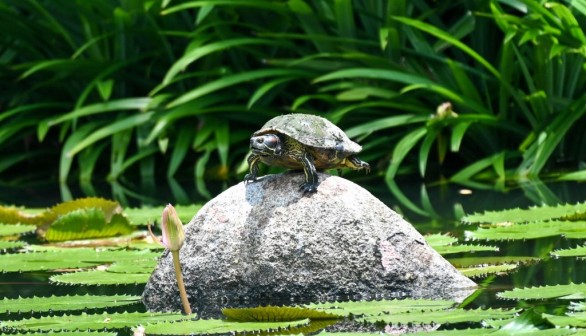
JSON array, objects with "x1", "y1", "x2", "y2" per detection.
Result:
[
  {"x1": 243, "y1": 173, "x2": 257, "y2": 184},
  {"x1": 299, "y1": 182, "x2": 318, "y2": 193}
]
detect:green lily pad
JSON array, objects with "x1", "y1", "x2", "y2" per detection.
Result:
[
  {"x1": 222, "y1": 306, "x2": 340, "y2": 322},
  {"x1": 462, "y1": 203, "x2": 586, "y2": 224},
  {"x1": 105, "y1": 259, "x2": 157, "y2": 274},
  {"x1": 0, "y1": 224, "x2": 36, "y2": 236},
  {"x1": 50, "y1": 269, "x2": 152, "y2": 285},
  {"x1": 551, "y1": 246, "x2": 586, "y2": 258},
  {"x1": 358, "y1": 307, "x2": 518, "y2": 324},
  {"x1": 448, "y1": 256, "x2": 539, "y2": 268},
  {"x1": 498, "y1": 283, "x2": 586, "y2": 300},
  {"x1": 306, "y1": 299, "x2": 455, "y2": 317},
  {"x1": 0, "y1": 248, "x2": 160, "y2": 272},
  {"x1": 0, "y1": 312, "x2": 192, "y2": 332},
  {"x1": 144, "y1": 318, "x2": 309, "y2": 335},
  {"x1": 124, "y1": 204, "x2": 201, "y2": 226},
  {"x1": 44, "y1": 209, "x2": 133, "y2": 242},
  {"x1": 543, "y1": 312, "x2": 586, "y2": 328},
  {"x1": 465, "y1": 221, "x2": 586, "y2": 241},
  {"x1": 425, "y1": 233, "x2": 458, "y2": 247},
  {"x1": 459, "y1": 264, "x2": 519, "y2": 278},
  {"x1": 0, "y1": 294, "x2": 140, "y2": 314},
  {"x1": 0, "y1": 240, "x2": 26, "y2": 250}
]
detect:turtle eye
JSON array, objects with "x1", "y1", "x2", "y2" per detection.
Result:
[{"x1": 263, "y1": 134, "x2": 280, "y2": 148}]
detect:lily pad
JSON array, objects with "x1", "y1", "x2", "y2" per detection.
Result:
[
  {"x1": 462, "y1": 203, "x2": 586, "y2": 224},
  {"x1": 543, "y1": 312, "x2": 586, "y2": 328},
  {"x1": 222, "y1": 306, "x2": 340, "y2": 322},
  {"x1": 306, "y1": 299, "x2": 455, "y2": 317},
  {"x1": 358, "y1": 307, "x2": 518, "y2": 324},
  {"x1": 124, "y1": 204, "x2": 201, "y2": 226},
  {"x1": 50, "y1": 269, "x2": 152, "y2": 285},
  {"x1": 551, "y1": 246, "x2": 586, "y2": 258},
  {"x1": 0, "y1": 294, "x2": 140, "y2": 314},
  {"x1": 458, "y1": 264, "x2": 519, "y2": 278},
  {"x1": 448, "y1": 256, "x2": 539, "y2": 268},
  {"x1": 0, "y1": 248, "x2": 160, "y2": 272},
  {"x1": 0, "y1": 240, "x2": 26, "y2": 250},
  {"x1": 425, "y1": 233, "x2": 458, "y2": 247},
  {"x1": 498, "y1": 283, "x2": 586, "y2": 300},
  {"x1": 44, "y1": 209, "x2": 134, "y2": 242},
  {"x1": 144, "y1": 318, "x2": 309, "y2": 335},
  {"x1": 465, "y1": 220, "x2": 586, "y2": 241},
  {"x1": 0, "y1": 312, "x2": 192, "y2": 332},
  {"x1": 0, "y1": 224, "x2": 36, "y2": 236}
]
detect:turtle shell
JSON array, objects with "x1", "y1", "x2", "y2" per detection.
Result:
[{"x1": 253, "y1": 114, "x2": 362, "y2": 154}]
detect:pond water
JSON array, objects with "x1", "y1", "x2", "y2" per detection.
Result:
[{"x1": 1, "y1": 175, "x2": 585, "y2": 333}]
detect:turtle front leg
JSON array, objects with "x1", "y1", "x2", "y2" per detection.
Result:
[
  {"x1": 347, "y1": 155, "x2": 370, "y2": 173},
  {"x1": 244, "y1": 154, "x2": 261, "y2": 183},
  {"x1": 300, "y1": 151, "x2": 319, "y2": 193}
]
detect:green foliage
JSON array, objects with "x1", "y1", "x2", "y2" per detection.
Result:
[
  {"x1": 0, "y1": 295, "x2": 140, "y2": 314},
  {"x1": 44, "y1": 208, "x2": 133, "y2": 242},
  {"x1": 0, "y1": 312, "x2": 192, "y2": 332},
  {"x1": 466, "y1": 220, "x2": 586, "y2": 241},
  {"x1": 459, "y1": 264, "x2": 519, "y2": 278},
  {"x1": 0, "y1": 247, "x2": 160, "y2": 272},
  {"x1": 50, "y1": 270, "x2": 152, "y2": 286},
  {"x1": 222, "y1": 306, "x2": 340, "y2": 322},
  {"x1": 124, "y1": 204, "x2": 201, "y2": 225},
  {"x1": 463, "y1": 203, "x2": 586, "y2": 224},
  {"x1": 358, "y1": 307, "x2": 518, "y2": 325},
  {"x1": 0, "y1": 224, "x2": 36, "y2": 236},
  {"x1": 2, "y1": 0, "x2": 585, "y2": 193},
  {"x1": 307, "y1": 298, "x2": 455, "y2": 317},
  {"x1": 552, "y1": 246, "x2": 586, "y2": 258},
  {"x1": 425, "y1": 233, "x2": 499, "y2": 255},
  {"x1": 498, "y1": 283, "x2": 586, "y2": 300},
  {"x1": 144, "y1": 318, "x2": 310, "y2": 335},
  {"x1": 0, "y1": 240, "x2": 26, "y2": 250}
]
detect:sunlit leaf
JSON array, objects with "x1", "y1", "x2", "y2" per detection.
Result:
[
  {"x1": 498, "y1": 283, "x2": 586, "y2": 300},
  {"x1": 0, "y1": 248, "x2": 160, "y2": 272},
  {"x1": 0, "y1": 312, "x2": 192, "y2": 331},
  {"x1": 50, "y1": 269, "x2": 152, "y2": 285},
  {"x1": 465, "y1": 221, "x2": 586, "y2": 241},
  {"x1": 0, "y1": 240, "x2": 26, "y2": 250},
  {"x1": 222, "y1": 306, "x2": 340, "y2": 322},
  {"x1": 358, "y1": 307, "x2": 518, "y2": 324},
  {"x1": 0, "y1": 295, "x2": 140, "y2": 314},
  {"x1": 0, "y1": 224, "x2": 36, "y2": 236},
  {"x1": 123, "y1": 204, "x2": 201, "y2": 225},
  {"x1": 551, "y1": 246, "x2": 586, "y2": 258},
  {"x1": 306, "y1": 299, "x2": 454, "y2": 317},
  {"x1": 459, "y1": 264, "x2": 519, "y2": 278},
  {"x1": 462, "y1": 203, "x2": 586, "y2": 224},
  {"x1": 145, "y1": 318, "x2": 309, "y2": 335},
  {"x1": 448, "y1": 256, "x2": 539, "y2": 268},
  {"x1": 543, "y1": 312, "x2": 586, "y2": 328},
  {"x1": 44, "y1": 209, "x2": 134, "y2": 242}
]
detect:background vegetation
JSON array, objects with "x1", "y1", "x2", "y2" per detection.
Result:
[{"x1": 1, "y1": 0, "x2": 585, "y2": 202}]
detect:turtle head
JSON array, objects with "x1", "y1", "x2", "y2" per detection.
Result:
[{"x1": 250, "y1": 134, "x2": 283, "y2": 156}]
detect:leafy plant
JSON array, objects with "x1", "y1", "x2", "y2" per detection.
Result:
[
  {"x1": 0, "y1": 295, "x2": 140, "y2": 314},
  {"x1": 498, "y1": 283, "x2": 586, "y2": 301}
]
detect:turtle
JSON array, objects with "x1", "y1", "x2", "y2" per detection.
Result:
[{"x1": 244, "y1": 113, "x2": 370, "y2": 193}]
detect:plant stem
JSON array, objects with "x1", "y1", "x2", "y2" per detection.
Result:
[{"x1": 171, "y1": 250, "x2": 192, "y2": 315}]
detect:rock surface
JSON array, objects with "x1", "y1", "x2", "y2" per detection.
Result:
[{"x1": 142, "y1": 172, "x2": 476, "y2": 313}]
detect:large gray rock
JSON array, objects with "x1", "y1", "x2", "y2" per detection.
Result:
[{"x1": 142, "y1": 172, "x2": 476, "y2": 313}]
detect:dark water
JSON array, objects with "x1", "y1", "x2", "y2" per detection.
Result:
[{"x1": 1, "y1": 175, "x2": 585, "y2": 330}]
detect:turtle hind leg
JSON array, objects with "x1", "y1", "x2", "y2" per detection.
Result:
[
  {"x1": 244, "y1": 154, "x2": 261, "y2": 183},
  {"x1": 346, "y1": 155, "x2": 370, "y2": 173},
  {"x1": 299, "y1": 151, "x2": 319, "y2": 193}
]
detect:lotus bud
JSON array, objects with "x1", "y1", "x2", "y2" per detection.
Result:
[{"x1": 148, "y1": 204, "x2": 185, "y2": 252}]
